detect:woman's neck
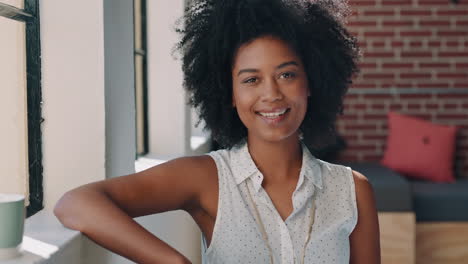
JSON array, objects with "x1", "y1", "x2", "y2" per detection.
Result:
[{"x1": 246, "y1": 135, "x2": 303, "y2": 184}]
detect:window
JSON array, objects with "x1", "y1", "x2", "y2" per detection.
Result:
[
  {"x1": 134, "y1": 0, "x2": 149, "y2": 158},
  {"x1": 0, "y1": 0, "x2": 43, "y2": 217}
]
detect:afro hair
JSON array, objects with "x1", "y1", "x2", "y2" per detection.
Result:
[{"x1": 175, "y1": 0, "x2": 360, "y2": 153}]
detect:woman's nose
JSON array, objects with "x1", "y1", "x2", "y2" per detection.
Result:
[{"x1": 261, "y1": 78, "x2": 283, "y2": 102}]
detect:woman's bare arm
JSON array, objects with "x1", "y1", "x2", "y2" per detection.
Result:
[
  {"x1": 54, "y1": 155, "x2": 215, "y2": 264},
  {"x1": 349, "y1": 170, "x2": 381, "y2": 264}
]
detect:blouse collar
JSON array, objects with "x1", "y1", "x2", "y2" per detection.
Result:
[{"x1": 229, "y1": 140, "x2": 323, "y2": 191}]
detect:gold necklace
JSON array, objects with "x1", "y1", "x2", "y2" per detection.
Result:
[{"x1": 245, "y1": 180, "x2": 316, "y2": 264}]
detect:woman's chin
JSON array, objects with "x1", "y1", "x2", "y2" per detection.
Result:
[{"x1": 250, "y1": 130, "x2": 301, "y2": 144}]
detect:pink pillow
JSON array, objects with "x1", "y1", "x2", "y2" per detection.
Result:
[{"x1": 381, "y1": 111, "x2": 458, "y2": 183}]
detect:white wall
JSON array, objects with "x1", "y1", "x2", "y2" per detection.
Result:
[
  {"x1": 40, "y1": 0, "x2": 107, "y2": 263},
  {"x1": 40, "y1": 0, "x2": 106, "y2": 213},
  {"x1": 0, "y1": 17, "x2": 29, "y2": 202}
]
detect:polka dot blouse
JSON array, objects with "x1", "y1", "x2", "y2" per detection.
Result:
[{"x1": 201, "y1": 140, "x2": 358, "y2": 264}]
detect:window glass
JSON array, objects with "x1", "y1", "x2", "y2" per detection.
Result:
[
  {"x1": 135, "y1": 55, "x2": 146, "y2": 154},
  {"x1": 134, "y1": 0, "x2": 142, "y2": 51},
  {"x1": 134, "y1": 0, "x2": 148, "y2": 156}
]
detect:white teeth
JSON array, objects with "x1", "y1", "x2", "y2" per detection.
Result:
[{"x1": 258, "y1": 109, "x2": 288, "y2": 117}]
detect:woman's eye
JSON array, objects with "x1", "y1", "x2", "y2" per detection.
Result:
[
  {"x1": 280, "y1": 72, "x2": 296, "y2": 79},
  {"x1": 243, "y1": 77, "x2": 258, "y2": 84}
]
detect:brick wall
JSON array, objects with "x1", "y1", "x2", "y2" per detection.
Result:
[{"x1": 336, "y1": 0, "x2": 468, "y2": 179}]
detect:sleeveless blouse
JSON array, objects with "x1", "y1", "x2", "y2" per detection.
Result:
[{"x1": 201, "y1": 141, "x2": 358, "y2": 264}]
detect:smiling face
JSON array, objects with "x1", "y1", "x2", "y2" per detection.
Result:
[{"x1": 231, "y1": 35, "x2": 310, "y2": 144}]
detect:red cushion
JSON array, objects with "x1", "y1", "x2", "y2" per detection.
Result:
[{"x1": 381, "y1": 111, "x2": 458, "y2": 183}]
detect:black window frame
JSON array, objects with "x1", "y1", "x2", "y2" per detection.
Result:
[{"x1": 0, "y1": 0, "x2": 43, "y2": 217}]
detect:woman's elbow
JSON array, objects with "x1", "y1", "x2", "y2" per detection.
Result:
[{"x1": 54, "y1": 191, "x2": 85, "y2": 231}]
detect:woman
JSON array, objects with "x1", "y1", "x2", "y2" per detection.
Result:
[{"x1": 54, "y1": 0, "x2": 380, "y2": 263}]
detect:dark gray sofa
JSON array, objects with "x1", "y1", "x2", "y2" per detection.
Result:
[
  {"x1": 338, "y1": 162, "x2": 468, "y2": 222},
  {"x1": 410, "y1": 178, "x2": 468, "y2": 222}
]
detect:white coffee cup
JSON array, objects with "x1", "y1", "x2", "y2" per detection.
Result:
[{"x1": 0, "y1": 193, "x2": 25, "y2": 260}]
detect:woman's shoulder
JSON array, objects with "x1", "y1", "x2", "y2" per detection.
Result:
[
  {"x1": 314, "y1": 159, "x2": 374, "y2": 197},
  {"x1": 316, "y1": 158, "x2": 368, "y2": 182},
  {"x1": 313, "y1": 158, "x2": 353, "y2": 179},
  {"x1": 176, "y1": 154, "x2": 218, "y2": 181},
  {"x1": 319, "y1": 161, "x2": 377, "y2": 226},
  {"x1": 203, "y1": 146, "x2": 243, "y2": 169},
  {"x1": 349, "y1": 169, "x2": 375, "y2": 210}
]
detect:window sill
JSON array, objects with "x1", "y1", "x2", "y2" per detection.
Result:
[
  {"x1": 4, "y1": 137, "x2": 211, "y2": 264},
  {"x1": 2, "y1": 210, "x2": 82, "y2": 264},
  {"x1": 136, "y1": 136, "x2": 211, "y2": 172}
]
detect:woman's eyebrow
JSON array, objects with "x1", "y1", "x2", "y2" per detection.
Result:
[
  {"x1": 237, "y1": 61, "x2": 299, "y2": 76},
  {"x1": 276, "y1": 61, "x2": 299, "y2": 69},
  {"x1": 237, "y1": 68, "x2": 258, "y2": 76}
]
